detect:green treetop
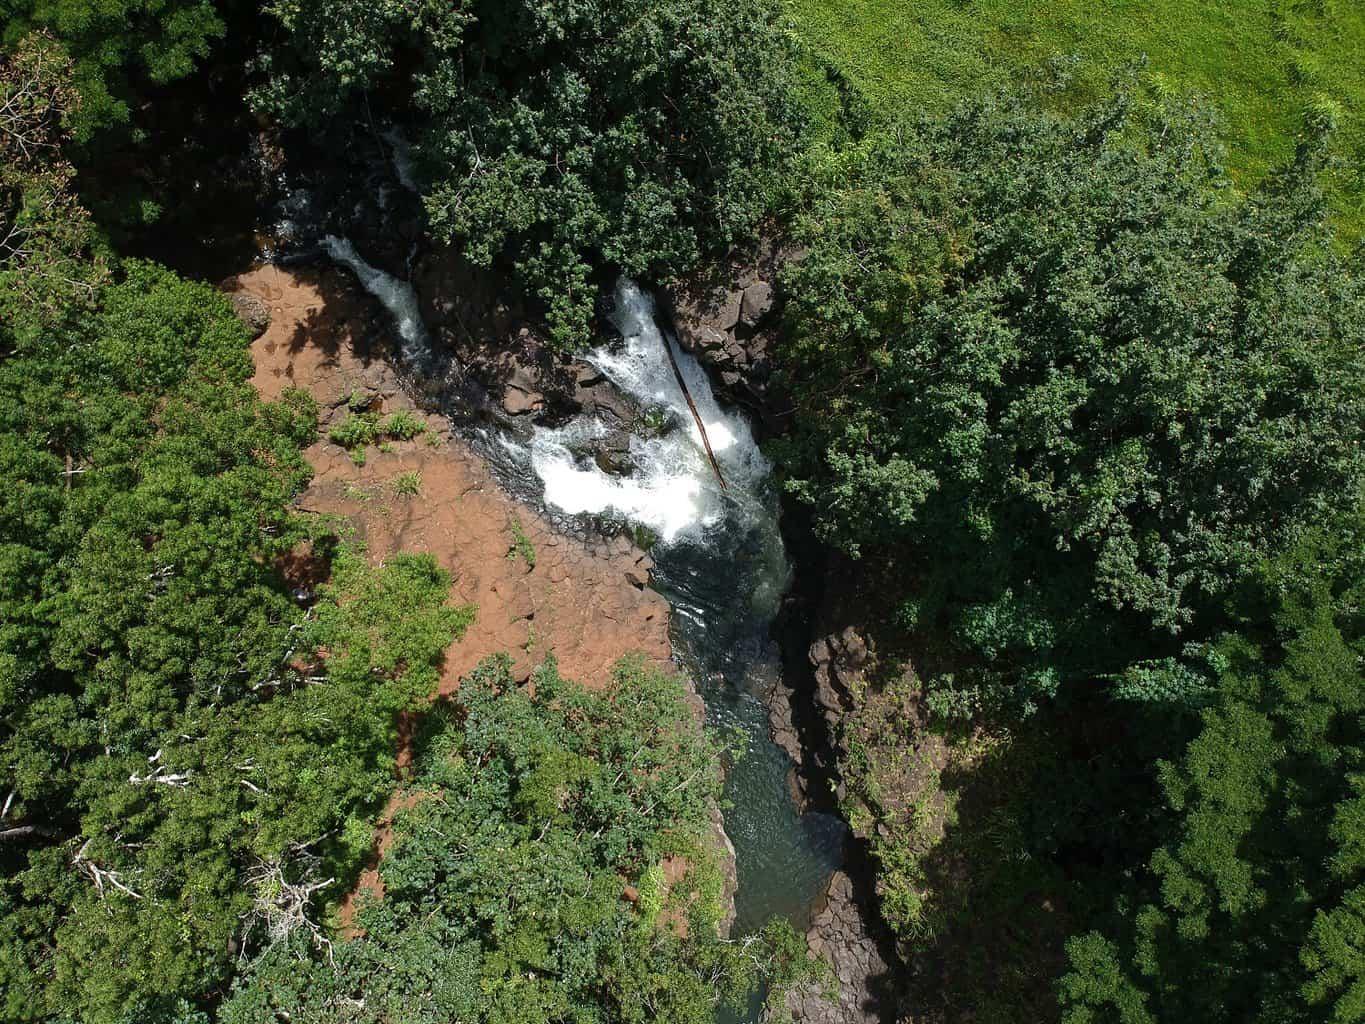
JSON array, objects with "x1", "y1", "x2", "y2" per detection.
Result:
[
  {"x1": 255, "y1": 0, "x2": 805, "y2": 345},
  {"x1": 775, "y1": 82, "x2": 1365, "y2": 713}
]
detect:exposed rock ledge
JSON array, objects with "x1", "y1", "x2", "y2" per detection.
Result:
[
  {"x1": 779, "y1": 871, "x2": 897, "y2": 1024},
  {"x1": 226, "y1": 264, "x2": 735, "y2": 932}
]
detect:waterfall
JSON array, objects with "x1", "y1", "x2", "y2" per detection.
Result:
[
  {"x1": 527, "y1": 281, "x2": 774, "y2": 550},
  {"x1": 321, "y1": 235, "x2": 433, "y2": 369}
]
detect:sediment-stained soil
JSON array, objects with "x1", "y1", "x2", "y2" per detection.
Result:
[{"x1": 233, "y1": 263, "x2": 671, "y2": 690}]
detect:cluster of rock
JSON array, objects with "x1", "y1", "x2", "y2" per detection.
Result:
[
  {"x1": 780, "y1": 871, "x2": 898, "y2": 1024},
  {"x1": 808, "y1": 626, "x2": 873, "y2": 793},
  {"x1": 662, "y1": 235, "x2": 796, "y2": 427},
  {"x1": 411, "y1": 251, "x2": 659, "y2": 479}
]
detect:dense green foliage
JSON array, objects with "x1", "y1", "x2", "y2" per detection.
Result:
[
  {"x1": 792, "y1": 0, "x2": 1365, "y2": 236},
  {"x1": 224, "y1": 655, "x2": 817, "y2": 1024},
  {"x1": 1061, "y1": 542, "x2": 1365, "y2": 1024},
  {"x1": 0, "y1": 34, "x2": 106, "y2": 342},
  {"x1": 255, "y1": 0, "x2": 804, "y2": 344},
  {"x1": 777, "y1": 84, "x2": 1365, "y2": 713},
  {"x1": 773, "y1": 74, "x2": 1365, "y2": 1022},
  {"x1": 0, "y1": 244, "x2": 470, "y2": 1020},
  {"x1": 7, "y1": 2, "x2": 1365, "y2": 1021},
  {"x1": 0, "y1": 0, "x2": 225, "y2": 138}
]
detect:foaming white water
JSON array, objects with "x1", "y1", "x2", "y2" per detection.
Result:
[
  {"x1": 524, "y1": 279, "x2": 773, "y2": 544},
  {"x1": 321, "y1": 235, "x2": 431, "y2": 366}
]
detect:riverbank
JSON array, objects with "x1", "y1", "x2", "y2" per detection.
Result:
[{"x1": 228, "y1": 262, "x2": 741, "y2": 931}]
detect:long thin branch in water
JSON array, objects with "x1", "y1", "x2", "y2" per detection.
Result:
[{"x1": 653, "y1": 313, "x2": 727, "y2": 492}]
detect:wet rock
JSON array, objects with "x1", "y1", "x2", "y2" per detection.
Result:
[
  {"x1": 594, "y1": 435, "x2": 635, "y2": 476},
  {"x1": 502, "y1": 366, "x2": 544, "y2": 416},
  {"x1": 723, "y1": 337, "x2": 749, "y2": 367},
  {"x1": 659, "y1": 233, "x2": 805, "y2": 431}
]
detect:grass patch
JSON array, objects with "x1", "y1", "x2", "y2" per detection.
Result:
[
  {"x1": 343, "y1": 482, "x2": 374, "y2": 503},
  {"x1": 392, "y1": 471, "x2": 422, "y2": 497},
  {"x1": 791, "y1": 0, "x2": 1365, "y2": 235},
  {"x1": 328, "y1": 410, "x2": 431, "y2": 464},
  {"x1": 382, "y1": 409, "x2": 425, "y2": 441},
  {"x1": 506, "y1": 516, "x2": 536, "y2": 569}
]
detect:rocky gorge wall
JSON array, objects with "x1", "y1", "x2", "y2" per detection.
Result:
[{"x1": 658, "y1": 249, "x2": 913, "y2": 1024}]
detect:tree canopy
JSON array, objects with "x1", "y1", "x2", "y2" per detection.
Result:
[
  {"x1": 1061, "y1": 539, "x2": 1365, "y2": 1024},
  {"x1": 0, "y1": 246, "x2": 473, "y2": 1020},
  {"x1": 223, "y1": 656, "x2": 817, "y2": 1024},
  {"x1": 0, "y1": 0, "x2": 225, "y2": 138},
  {"x1": 775, "y1": 83, "x2": 1365, "y2": 713},
  {"x1": 255, "y1": 0, "x2": 804, "y2": 345}
]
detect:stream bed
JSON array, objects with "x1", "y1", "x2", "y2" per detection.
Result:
[{"x1": 320, "y1": 237, "x2": 846, "y2": 1008}]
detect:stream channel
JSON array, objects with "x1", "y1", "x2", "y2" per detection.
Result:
[{"x1": 321, "y1": 236, "x2": 848, "y2": 1013}]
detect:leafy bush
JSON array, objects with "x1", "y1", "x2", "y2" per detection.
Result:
[
  {"x1": 223, "y1": 655, "x2": 820, "y2": 1024},
  {"x1": 255, "y1": 0, "x2": 805, "y2": 345},
  {"x1": 328, "y1": 411, "x2": 382, "y2": 452},
  {"x1": 391, "y1": 470, "x2": 422, "y2": 497},
  {"x1": 381, "y1": 409, "x2": 424, "y2": 441},
  {"x1": 328, "y1": 410, "x2": 427, "y2": 463}
]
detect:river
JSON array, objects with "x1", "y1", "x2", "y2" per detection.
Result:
[{"x1": 321, "y1": 239, "x2": 846, "y2": 1011}]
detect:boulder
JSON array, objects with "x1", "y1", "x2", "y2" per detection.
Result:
[
  {"x1": 228, "y1": 291, "x2": 271, "y2": 339},
  {"x1": 739, "y1": 280, "x2": 774, "y2": 327},
  {"x1": 501, "y1": 365, "x2": 544, "y2": 416},
  {"x1": 625, "y1": 558, "x2": 652, "y2": 589}
]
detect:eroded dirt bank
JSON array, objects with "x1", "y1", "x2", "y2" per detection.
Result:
[{"x1": 235, "y1": 263, "x2": 672, "y2": 689}]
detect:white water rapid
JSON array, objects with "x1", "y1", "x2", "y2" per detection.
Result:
[{"x1": 525, "y1": 280, "x2": 775, "y2": 548}]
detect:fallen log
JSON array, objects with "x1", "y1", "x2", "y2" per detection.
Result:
[{"x1": 655, "y1": 315, "x2": 728, "y2": 492}]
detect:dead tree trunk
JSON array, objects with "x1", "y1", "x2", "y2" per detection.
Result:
[{"x1": 655, "y1": 315, "x2": 727, "y2": 492}]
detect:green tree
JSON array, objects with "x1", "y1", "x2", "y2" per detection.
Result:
[
  {"x1": 0, "y1": 247, "x2": 469, "y2": 1021},
  {"x1": 775, "y1": 84, "x2": 1365, "y2": 712},
  {"x1": 223, "y1": 655, "x2": 819, "y2": 1024},
  {"x1": 0, "y1": 0, "x2": 225, "y2": 139},
  {"x1": 1060, "y1": 540, "x2": 1365, "y2": 1023},
  {"x1": 256, "y1": 0, "x2": 804, "y2": 345},
  {"x1": 0, "y1": 33, "x2": 107, "y2": 345}
]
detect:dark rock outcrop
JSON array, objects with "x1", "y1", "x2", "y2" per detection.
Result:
[
  {"x1": 779, "y1": 871, "x2": 900, "y2": 1024},
  {"x1": 661, "y1": 234, "x2": 801, "y2": 432}
]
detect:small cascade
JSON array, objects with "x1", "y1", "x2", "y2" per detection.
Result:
[
  {"x1": 320, "y1": 235, "x2": 435, "y2": 371},
  {"x1": 381, "y1": 128, "x2": 422, "y2": 194},
  {"x1": 527, "y1": 281, "x2": 774, "y2": 548}
]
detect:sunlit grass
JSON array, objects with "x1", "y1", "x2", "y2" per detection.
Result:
[{"x1": 791, "y1": 0, "x2": 1365, "y2": 236}]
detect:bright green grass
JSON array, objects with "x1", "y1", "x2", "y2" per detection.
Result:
[{"x1": 792, "y1": 0, "x2": 1365, "y2": 234}]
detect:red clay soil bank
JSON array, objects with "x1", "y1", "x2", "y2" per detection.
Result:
[{"x1": 229, "y1": 265, "x2": 675, "y2": 928}]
